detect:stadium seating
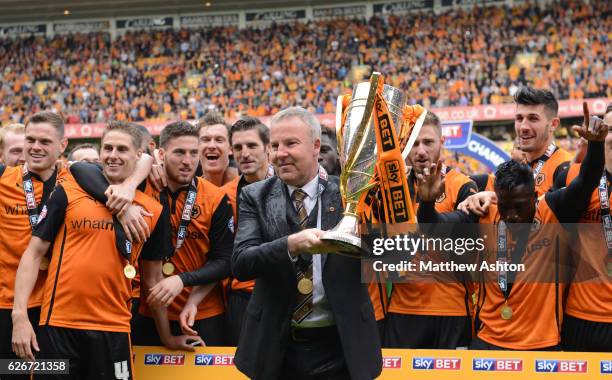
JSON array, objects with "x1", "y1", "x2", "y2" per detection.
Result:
[{"x1": 0, "y1": 0, "x2": 609, "y2": 125}]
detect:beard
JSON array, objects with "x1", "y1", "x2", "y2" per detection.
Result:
[{"x1": 168, "y1": 169, "x2": 194, "y2": 186}]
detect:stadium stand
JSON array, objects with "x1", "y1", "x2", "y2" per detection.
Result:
[{"x1": 0, "y1": 0, "x2": 609, "y2": 125}]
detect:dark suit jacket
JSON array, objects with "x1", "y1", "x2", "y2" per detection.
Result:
[{"x1": 232, "y1": 175, "x2": 382, "y2": 380}]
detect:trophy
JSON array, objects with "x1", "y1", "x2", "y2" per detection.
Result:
[{"x1": 315, "y1": 72, "x2": 427, "y2": 257}]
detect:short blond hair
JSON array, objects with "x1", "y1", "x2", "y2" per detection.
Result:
[
  {"x1": 0, "y1": 123, "x2": 25, "y2": 152},
  {"x1": 103, "y1": 120, "x2": 143, "y2": 150}
]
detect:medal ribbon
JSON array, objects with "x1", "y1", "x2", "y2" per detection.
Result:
[
  {"x1": 496, "y1": 220, "x2": 529, "y2": 302},
  {"x1": 597, "y1": 173, "x2": 612, "y2": 270},
  {"x1": 174, "y1": 179, "x2": 198, "y2": 253},
  {"x1": 21, "y1": 165, "x2": 56, "y2": 229},
  {"x1": 157, "y1": 179, "x2": 198, "y2": 273},
  {"x1": 497, "y1": 221, "x2": 509, "y2": 299},
  {"x1": 532, "y1": 142, "x2": 557, "y2": 179}
]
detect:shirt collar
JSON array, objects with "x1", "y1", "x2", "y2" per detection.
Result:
[
  {"x1": 287, "y1": 173, "x2": 319, "y2": 200},
  {"x1": 166, "y1": 179, "x2": 195, "y2": 199},
  {"x1": 26, "y1": 167, "x2": 57, "y2": 187},
  {"x1": 167, "y1": 185, "x2": 190, "y2": 199},
  {"x1": 239, "y1": 174, "x2": 250, "y2": 186}
]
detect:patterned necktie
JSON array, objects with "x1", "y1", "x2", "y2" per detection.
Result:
[
  {"x1": 291, "y1": 189, "x2": 314, "y2": 324},
  {"x1": 293, "y1": 189, "x2": 309, "y2": 228}
]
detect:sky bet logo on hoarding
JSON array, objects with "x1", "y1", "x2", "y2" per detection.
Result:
[
  {"x1": 382, "y1": 357, "x2": 402, "y2": 369},
  {"x1": 602, "y1": 360, "x2": 612, "y2": 374},
  {"x1": 473, "y1": 358, "x2": 523, "y2": 371},
  {"x1": 535, "y1": 360, "x2": 587, "y2": 373},
  {"x1": 412, "y1": 357, "x2": 460, "y2": 370},
  {"x1": 195, "y1": 354, "x2": 234, "y2": 366},
  {"x1": 144, "y1": 354, "x2": 185, "y2": 366}
]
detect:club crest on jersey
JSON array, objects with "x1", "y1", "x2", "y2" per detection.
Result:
[
  {"x1": 191, "y1": 205, "x2": 201, "y2": 219},
  {"x1": 535, "y1": 173, "x2": 545, "y2": 187}
]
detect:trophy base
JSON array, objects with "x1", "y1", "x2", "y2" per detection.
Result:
[{"x1": 317, "y1": 231, "x2": 368, "y2": 258}]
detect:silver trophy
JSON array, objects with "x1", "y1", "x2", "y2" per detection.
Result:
[{"x1": 316, "y1": 73, "x2": 410, "y2": 257}]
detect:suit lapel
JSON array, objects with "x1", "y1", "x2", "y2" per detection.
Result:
[
  {"x1": 321, "y1": 180, "x2": 342, "y2": 269},
  {"x1": 266, "y1": 178, "x2": 291, "y2": 238}
]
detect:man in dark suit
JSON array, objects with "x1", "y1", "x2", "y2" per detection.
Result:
[{"x1": 232, "y1": 107, "x2": 382, "y2": 380}]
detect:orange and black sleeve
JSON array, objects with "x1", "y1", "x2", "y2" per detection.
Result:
[
  {"x1": 32, "y1": 186, "x2": 68, "y2": 242},
  {"x1": 177, "y1": 195, "x2": 234, "y2": 287},
  {"x1": 546, "y1": 141, "x2": 604, "y2": 223}
]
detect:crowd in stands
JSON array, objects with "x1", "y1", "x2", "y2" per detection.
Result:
[
  {"x1": 0, "y1": 0, "x2": 609, "y2": 125},
  {"x1": 441, "y1": 149, "x2": 490, "y2": 175}
]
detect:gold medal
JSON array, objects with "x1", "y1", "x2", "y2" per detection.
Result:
[
  {"x1": 297, "y1": 278, "x2": 314, "y2": 295},
  {"x1": 501, "y1": 304, "x2": 513, "y2": 320},
  {"x1": 124, "y1": 264, "x2": 136, "y2": 279},
  {"x1": 162, "y1": 262, "x2": 175, "y2": 276},
  {"x1": 39, "y1": 257, "x2": 49, "y2": 271}
]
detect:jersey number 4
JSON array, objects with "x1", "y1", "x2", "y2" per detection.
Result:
[{"x1": 114, "y1": 360, "x2": 130, "y2": 380}]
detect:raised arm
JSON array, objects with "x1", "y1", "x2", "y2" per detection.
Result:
[
  {"x1": 547, "y1": 104, "x2": 606, "y2": 223},
  {"x1": 177, "y1": 197, "x2": 233, "y2": 286},
  {"x1": 11, "y1": 237, "x2": 50, "y2": 360}
]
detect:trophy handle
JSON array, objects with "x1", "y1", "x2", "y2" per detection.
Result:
[
  {"x1": 343, "y1": 73, "x2": 380, "y2": 173},
  {"x1": 336, "y1": 95, "x2": 348, "y2": 166},
  {"x1": 402, "y1": 108, "x2": 428, "y2": 161}
]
